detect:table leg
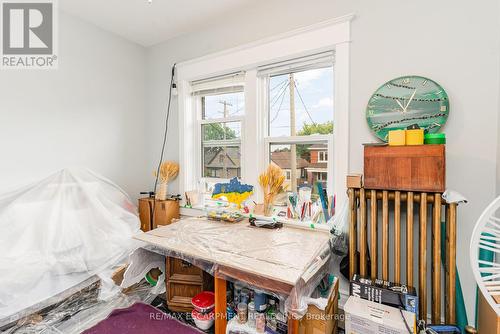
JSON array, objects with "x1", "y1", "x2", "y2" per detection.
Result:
[
  {"x1": 288, "y1": 317, "x2": 299, "y2": 334},
  {"x1": 215, "y1": 276, "x2": 227, "y2": 334}
]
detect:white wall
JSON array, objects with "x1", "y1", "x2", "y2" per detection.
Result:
[
  {"x1": 146, "y1": 0, "x2": 500, "y2": 322},
  {"x1": 0, "y1": 12, "x2": 147, "y2": 199}
]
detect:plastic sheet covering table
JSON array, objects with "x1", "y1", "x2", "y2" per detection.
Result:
[{"x1": 134, "y1": 217, "x2": 334, "y2": 334}]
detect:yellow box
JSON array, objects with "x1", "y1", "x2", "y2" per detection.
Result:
[
  {"x1": 388, "y1": 130, "x2": 406, "y2": 146},
  {"x1": 406, "y1": 129, "x2": 424, "y2": 145}
]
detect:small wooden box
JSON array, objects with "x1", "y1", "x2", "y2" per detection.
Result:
[
  {"x1": 346, "y1": 174, "x2": 363, "y2": 189},
  {"x1": 138, "y1": 198, "x2": 180, "y2": 231},
  {"x1": 299, "y1": 277, "x2": 339, "y2": 334},
  {"x1": 364, "y1": 144, "x2": 445, "y2": 192}
]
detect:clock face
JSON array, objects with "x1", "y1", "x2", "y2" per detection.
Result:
[{"x1": 366, "y1": 76, "x2": 449, "y2": 142}]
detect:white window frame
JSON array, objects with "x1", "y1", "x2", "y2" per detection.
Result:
[
  {"x1": 318, "y1": 151, "x2": 328, "y2": 163},
  {"x1": 177, "y1": 14, "x2": 353, "y2": 210}
]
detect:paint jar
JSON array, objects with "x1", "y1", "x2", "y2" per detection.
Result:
[
  {"x1": 240, "y1": 288, "x2": 250, "y2": 304},
  {"x1": 237, "y1": 302, "x2": 248, "y2": 324},
  {"x1": 424, "y1": 133, "x2": 446, "y2": 144},
  {"x1": 254, "y1": 290, "x2": 267, "y2": 312},
  {"x1": 255, "y1": 312, "x2": 266, "y2": 333},
  {"x1": 234, "y1": 283, "x2": 242, "y2": 304},
  {"x1": 247, "y1": 301, "x2": 256, "y2": 328}
]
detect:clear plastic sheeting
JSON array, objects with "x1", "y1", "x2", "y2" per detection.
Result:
[
  {"x1": 0, "y1": 168, "x2": 141, "y2": 319},
  {"x1": 136, "y1": 217, "x2": 334, "y2": 319},
  {"x1": 1, "y1": 276, "x2": 159, "y2": 333}
]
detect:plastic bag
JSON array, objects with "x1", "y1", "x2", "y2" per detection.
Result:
[{"x1": 330, "y1": 200, "x2": 349, "y2": 256}]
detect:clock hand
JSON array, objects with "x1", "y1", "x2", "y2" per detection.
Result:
[
  {"x1": 403, "y1": 89, "x2": 417, "y2": 113},
  {"x1": 395, "y1": 99, "x2": 406, "y2": 112}
]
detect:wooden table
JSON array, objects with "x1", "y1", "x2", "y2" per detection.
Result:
[{"x1": 134, "y1": 217, "x2": 331, "y2": 334}]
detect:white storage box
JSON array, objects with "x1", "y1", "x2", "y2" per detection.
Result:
[{"x1": 344, "y1": 296, "x2": 416, "y2": 334}]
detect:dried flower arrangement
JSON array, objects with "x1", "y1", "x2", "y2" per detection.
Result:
[
  {"x1": 155, "y1": 161, "x2": 179, "y2": 200},
  {"x1": 258, "y1": 163, "x2": 286, "y2": 216}
]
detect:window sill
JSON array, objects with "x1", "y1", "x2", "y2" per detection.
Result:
[{"x1": 179, "y1": 205, "x2": 332, "y2": 233}]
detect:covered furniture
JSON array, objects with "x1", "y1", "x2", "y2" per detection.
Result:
[{"x1": 134, "y1": 217, "x2": 333, "y2": 334}]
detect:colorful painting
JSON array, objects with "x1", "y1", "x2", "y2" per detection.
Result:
[{"x1": 212, "y1": 177, "x2": 253, "y2": 208}]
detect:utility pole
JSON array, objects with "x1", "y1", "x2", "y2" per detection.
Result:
[
  {"x1": 219, "y1": 100, "x2": 232, "y2": 119},
  {"x1": 218, "y1": 100, "x2": 232, "y2": 177},
  {"x1": 289, "y1": 74, "x2": 297, "y2": 192}
]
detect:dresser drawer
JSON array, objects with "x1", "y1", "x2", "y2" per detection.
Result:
[{"x1": 167, "y1": 257, "x2": 203, "y2": 283}]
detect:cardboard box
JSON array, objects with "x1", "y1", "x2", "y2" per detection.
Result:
[
  {"x1": 346, "y1": 174, "x2": 363, "y2": 189},
  {"x1": 344, "y1": 296, "x2": 416, "y2": 334},
  {"x1": 350, "y1": 274, "x2": 418, "y2": 315},
  {"x1": 138, "y1": 198, "x2": 180, "y2": 231},
  {"x1": 478, "y1": 292, "x2": 500, "y2": 333}
]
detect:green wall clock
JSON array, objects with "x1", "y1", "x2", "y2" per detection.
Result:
[{"x1": 366, "y1": 76, "x2": 449, "y2": 142}]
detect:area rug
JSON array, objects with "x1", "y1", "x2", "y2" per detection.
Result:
[{"x1": 83, "y1": 302, "x2": 203, "y2": 334}]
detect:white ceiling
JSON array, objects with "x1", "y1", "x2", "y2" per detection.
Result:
[{"x1": 60, "y1": 0, "x2": 255, "y2": 47}]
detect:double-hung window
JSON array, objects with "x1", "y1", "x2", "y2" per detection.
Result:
[
  {"x1": 178, "y1": 15, "x2": 352, "y2": 211},
  {"x1": 191, "y1": 73, "x2": 245, "y2": 199},
  {"x1": 259, "y1": 52, "x2": 334, "y2": 194}
]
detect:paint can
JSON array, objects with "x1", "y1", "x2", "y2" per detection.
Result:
[
  {"x1": 240, "y1": 288, "x2": 250, "y2": 304},
  {"x1": 254, "y1": 290, "x2": 267, "y2": 312},
  {"x1": 233, "y1": 283, "x2": 242, "y2": 304}
]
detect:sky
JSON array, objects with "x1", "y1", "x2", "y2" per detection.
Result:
[
  {"x1": 202, "y1": 66, "x2": 334, "y2": 138},
  {"x1": 269, "y1": 66, "x2": 334, "y2": 137}
]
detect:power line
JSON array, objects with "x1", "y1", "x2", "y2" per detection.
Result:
[
  {"x1": 271, "y1": 85, "x2": 287, "y2": 123},
  {"x1": 269, "y1": 82, "x2": 289, "y2": 108},
  {"x1": 294, "y1": 81, "x2": 316, "y2": 125},
  {"x1": 270, "y1": 79, "x2": 287, "y2": 92}
]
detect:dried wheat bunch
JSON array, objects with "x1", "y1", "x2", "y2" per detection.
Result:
[
  {"x1": 258, "y1": 163, "x2": 285, "y2": 198},
  {"x1": 156, "y1": 161, "x2": 179, "y2": 184}
]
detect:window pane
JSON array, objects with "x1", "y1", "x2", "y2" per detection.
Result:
[
  {"x1": 269, "y1": 67, "x2": 333, "y2": 136},
  {"x1": 269, "y1": 142, "x2": 328, "y2": 193},
  {"x1": 203, "y1": 146, "x2": 241, "y2": 179},
  {"x1": 202, "y1": 122, "x2": 241, "y2": 141},
  {"x1": 202, "y1": 91, "x2": 244, "y2": 120}
]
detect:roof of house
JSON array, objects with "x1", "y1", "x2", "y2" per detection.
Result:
[
  {"x1": 306, "y1": 162, "x2": 328, "y2": 170},
  {"x1": 204, "y1": 147, "x2": 240, "y2": 168},
  {"x1": 308, "y1": 143, "x2": 328, "y2": 150},
  {"x1": 204, "y1": 148, "x2": 319, "y2": 171},
  {"x1": 270, "y1": 151, "x2": 310, "y2": 169}
]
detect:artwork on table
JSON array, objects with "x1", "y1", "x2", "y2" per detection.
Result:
[
  {"x1": 366, "y1": 75, "x2": 449, "y2": 142},
  {"x1": 211, "y1": 177, "x2": 253, "y2": 208}
]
